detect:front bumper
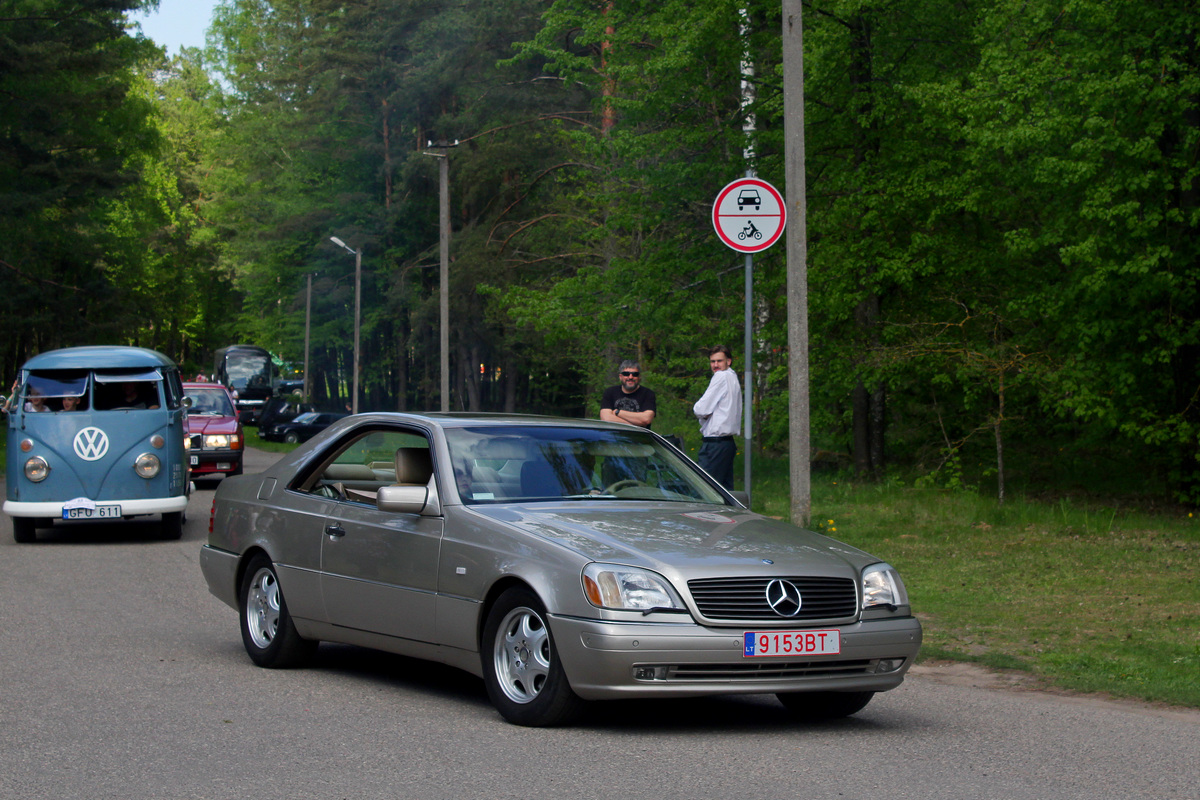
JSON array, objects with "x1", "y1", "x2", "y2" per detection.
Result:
[
  {"x1": 4, "y1": 494, "x2": 189, "y2": 518},
  {"x1": 189, "y1": 450, "x2": 243, "y2": 475},
  {"x1": 549, "y1": 614, "x2": 922, "y2": 700}
]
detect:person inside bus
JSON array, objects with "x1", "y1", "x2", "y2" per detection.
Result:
[
  {"x1": 118, "y1": 382, "x2": 159, "y2": 410},
  {"x1": 60, "y1": 394, "x2": 84, "y2": 412},
  {"x1": 24, "y1": 387, "x2": 48, "y2": 413}
]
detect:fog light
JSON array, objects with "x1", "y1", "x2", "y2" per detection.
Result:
[
  {"x1": 633, "y1": 666, "x2": 669, "y2": 682},
  {"x1": 874, "y1": 658, "x2": 905, "y2": 674},
  {"x1": 135, "y1": 453, "x2": 161, "y2": 479}
]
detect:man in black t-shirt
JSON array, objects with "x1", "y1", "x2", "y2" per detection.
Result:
[{"x1": 599, "y1": 360, "x2": 656, "y2": 429}]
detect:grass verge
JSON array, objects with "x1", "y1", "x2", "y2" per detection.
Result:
[
  {"x1": 747, "y1": 455, "x2": 1200, "y2": 708},
  {"x1": 242, "y1": 426, "x2": 301, "y2": 454}
]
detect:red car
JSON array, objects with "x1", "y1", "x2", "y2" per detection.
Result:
[{"x1": 183, "y1": 382, "x2": 244, "y2": 478}]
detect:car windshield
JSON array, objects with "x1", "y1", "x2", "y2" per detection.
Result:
[
  {"x1": 443, "y1": 426, "x2": 728, "y2": 505},
  {"x1": 292, "y1": 412, "x2": 319, "y2": 423},
  {"x1": 185, "y1": 388, "x2": 235, "y2": 416}
]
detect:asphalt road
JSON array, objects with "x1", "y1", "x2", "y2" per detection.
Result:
[{"x1": 1, "y1": 446, "x2": 1197, "y2": 800}]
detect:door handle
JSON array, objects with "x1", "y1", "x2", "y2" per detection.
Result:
[{"x1": 324, "y1": 522, "x2": 346, "y2": 539}]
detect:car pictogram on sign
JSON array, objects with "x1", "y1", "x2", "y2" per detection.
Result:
[{"x1": 737, "y1": 188, "x2": 761, "y2": 210}]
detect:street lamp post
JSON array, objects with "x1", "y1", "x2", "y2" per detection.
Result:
[
  {"x1": 329, "y1": 236, "x2": 361, "y2": 414},
  {"x1": 304, "y1": 272, "x2": 312, "y2": 400}
]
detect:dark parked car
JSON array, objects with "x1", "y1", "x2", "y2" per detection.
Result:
[
  {"x1": 257, "y1": 411, "x2": 347, "y2": 443},
  {"x1": 201, "y1": 413, "x2": 921, "y2": 726},
  {"x1": 183, "y1": 382, "x2": 243, "y2": 479},
  {"x1": 256, "y1": 396, "x2": 315, "y2": 433}
]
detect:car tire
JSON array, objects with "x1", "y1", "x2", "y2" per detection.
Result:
[
  {"x1": 482, "y1": 587, "x2": 584, "y2": 726},
  {"x1": 161, "y1": 511, "x2": 184, "y2": 540},
  {"x1": 12, "y1": 517, "x2": 36, "y2": 544},
  {"x1": 239, "y1": 555, "x2": 316, "y2": 668},
  {"x1": 776, "y1": 690, "x2": 874, "y2": 721},
  {"x1": 284, "y1": 431, "x2": 299, "y2": 444}
]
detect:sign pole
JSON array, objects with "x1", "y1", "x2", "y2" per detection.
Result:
[
  {"x1": 711, "y1": 175, "x2": 786, "y2": 506},
  {"x1": 743, "y1": 249, "x2": 753, "y2": 504}
]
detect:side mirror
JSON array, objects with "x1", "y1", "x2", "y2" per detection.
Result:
[
  {"x1": 376, "y1": 484, "x2": 428, "y2": 514},
  {"x1": 182, "y1": 397, "x2": 193, "y2": 408},
  {"x1": 730, "y1": 490, "x2": 750, "y2": 508}
]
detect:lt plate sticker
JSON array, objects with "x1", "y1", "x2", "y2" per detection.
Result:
[{"x1": 744, "y1": 629, "x2": 840, "y2": 657}]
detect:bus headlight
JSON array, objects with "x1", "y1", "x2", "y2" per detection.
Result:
[
  {"x1": 134, "y1": 453, "x2": 161, "y2": 479},
  {"x1": 24, "y1": 456, "x2": 49, "y2": 482}
]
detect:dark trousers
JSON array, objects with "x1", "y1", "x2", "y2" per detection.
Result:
[{"x1": 698, "y1": 436, "x2": 736, "y2": 490}]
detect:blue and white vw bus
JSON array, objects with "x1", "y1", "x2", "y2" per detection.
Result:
[{"x1": 4, "y1": 346, "x2": 191, "y2": 542}]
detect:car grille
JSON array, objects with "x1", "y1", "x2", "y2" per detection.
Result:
[
  {"x1": 687, "y1": 576, "x2": 858, "y2": 621},
  {"x1": 664, "y1": 659, "x2": 875, "y2": 682}
]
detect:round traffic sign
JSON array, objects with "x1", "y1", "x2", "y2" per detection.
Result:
[{"x1": 711, "y1": 177, "x2": 787, "y2": 253}]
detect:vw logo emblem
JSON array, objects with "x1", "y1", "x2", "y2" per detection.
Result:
[
  {"x1": 73, "y1": 427, "x2": 110, "y2": 461},
  {"x1": 765, "y1": 579, "x2": 803, "y2": 617}
]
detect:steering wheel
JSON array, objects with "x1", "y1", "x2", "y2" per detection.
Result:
[{"x1": 603, "y1": 479, "x2": 646, "y2": 495}]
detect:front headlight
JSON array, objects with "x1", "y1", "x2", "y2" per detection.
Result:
[
  {"x1": 135, "y1": 453, "x2": 161, "y2": 479},
  {"x1": 204, "y1": 434, "x2": 230, "y2": 449},
  {"x1": 24, "y1": 456, "x2": 49, "y2": 482},
  {"x1": 862, "y1": 563, "x2": 909, "y2": 610},
  {"x1": 582, "y1": 563, "x2": 684, "y2": 612}
]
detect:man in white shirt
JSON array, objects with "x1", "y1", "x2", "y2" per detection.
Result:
[{"x1": 692, "y1": 345, "x2": 741, "y2": 490}]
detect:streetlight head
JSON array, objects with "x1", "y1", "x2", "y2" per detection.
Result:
[{"x1": 330, "y1": 236, "x2": 356, "y2": 255}]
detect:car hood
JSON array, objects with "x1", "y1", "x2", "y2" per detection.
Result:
[
  {"x1": 186, "y1": 415, "x2": 238, "y2": 435},
  {"x1": 466, "y1": 502, "x2": 877, "y2": 579}
]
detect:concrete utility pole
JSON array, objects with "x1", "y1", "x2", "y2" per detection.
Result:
[
  {"x1": 782, "y1": 0, "x2": 811, "y2": 526},
  {"x1": 424, "y1": 140, "x2": 458, "y2": 413},
  {"x1": 439, "y1": 153, "x2": 450, "y2": 412}
]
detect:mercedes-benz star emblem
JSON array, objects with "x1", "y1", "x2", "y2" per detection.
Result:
[{"x1": 765, "y1": 579, "x2": 803, "y2": 617}]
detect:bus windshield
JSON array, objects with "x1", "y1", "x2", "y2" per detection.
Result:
[{"x1": 225, "y1": 354, "x2": 271, "y2": 390}]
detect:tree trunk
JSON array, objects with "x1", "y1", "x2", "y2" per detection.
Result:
[{"x1": 995, "y1": 373, "x2": 1006, "y2": 505}]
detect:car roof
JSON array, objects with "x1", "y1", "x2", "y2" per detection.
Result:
[
  {"x1": 22, "y1": 346, "x2": 177, "y2": 371},
  {"x1": 344, "y1": 412, "x2": 624, "y2": 431},
  {"x1": 183, "y1": 382, "x2": 230, "y2": 390}
]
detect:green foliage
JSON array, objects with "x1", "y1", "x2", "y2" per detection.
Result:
[{"x1": 0, "y1": 0, "x2": 163, "y2": 369}]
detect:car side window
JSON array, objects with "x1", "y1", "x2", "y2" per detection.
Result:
[{"x1": 297, "y1": 428, "x2": 433, "y2": 505}]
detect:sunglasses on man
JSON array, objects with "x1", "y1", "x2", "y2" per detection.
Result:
[{"x1": 620, "y1": 371, "x2": 639, "y2": 377}]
